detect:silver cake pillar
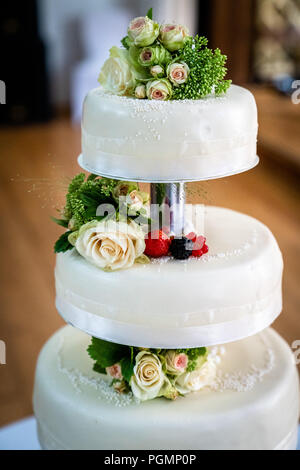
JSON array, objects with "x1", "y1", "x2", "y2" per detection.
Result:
[{"x1": 150, "y1": 183, "x2": 186, "y2": 236}]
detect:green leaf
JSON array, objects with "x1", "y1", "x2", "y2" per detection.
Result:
[
  {"x1": 87, "y1": 174, "x2": 98, "y2": 181},
  {"x1": 87, "y1": 337, "x2": 129, "y2": 368},
  {"x1": 54, "y1": 231, "x2": 73, "y2": 253},
  {"x1": 146, "y1": 7, "x2": 153, "y2": 20},
  {"x1": 51, "y1": 217, "x2": 69, "y2": 228},
  {"x1": 121, "y1": 35, "x2": 131, "y2": 49},
  {"x1": 198, "y1": 347, "x2": 207, "y2": 356},
  {"x1": 93, "y1": 362, "x2": 106, "y2": 375},
  {"x1": 120, "y1": 356, "x2": 134, "y2": 383}
]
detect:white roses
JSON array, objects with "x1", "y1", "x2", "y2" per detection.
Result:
[
  {"x1": 98, "y1": 46, "x2": 138, "y2": 96},
  {"x1": 73, "y1": 219, "x2": 145, "y2": 271},
  {"x1": 175, "y1": 358, "x2": 217, "y2": 394},
  {"x1": 129, "y1": 349, "x2": 218, "y2": 401},
  {"x1": 130, "y1": 351, "x2": 166, "y2": 401}
]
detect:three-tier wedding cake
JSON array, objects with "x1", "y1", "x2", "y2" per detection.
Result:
[{"x1": 33, "y1": 10, "x2": 299, "y2": 450}]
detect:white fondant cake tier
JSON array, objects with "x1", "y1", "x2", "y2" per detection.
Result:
[
  {"x1": 55, "y1": 206, "x2": 283, "y2": 347},
  {"x1": 33, "y1": 326, "x2": 299, "y2": 450},
  {"x1": 81, "y1": 85, "x2": 258, "y2": 182}
]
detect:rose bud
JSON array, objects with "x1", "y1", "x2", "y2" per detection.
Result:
[
  {"x1": 138, "y1": 45, "x2": 171, "y2": 67},
  {"x1": 146, "y1": 79, "x2": 173, "y2": 101},
  {"x1": 165, "y1": 351, "x2": 188, "y2": 375},
  {"x1": 135, "y1": 84, "x2": 146, "y2": 99},
  {"x1": 159, "y1": 24, "x2": 189, "y2": 51},
  {"x1": 150, "y1": 65, "x2": 164, "y2": 78},
  {"x1": 106, "y1": 363, "x2": 123, "y2": 380},
  {"x1": 112, "y1": 181, "x2": 138, "y2": 200},
  {"x1": 128, "y1": 16, "x2": 159, "y2": 47},
  {"x1": 167, "y1": 62, "x2": 190, "y2": 86}
]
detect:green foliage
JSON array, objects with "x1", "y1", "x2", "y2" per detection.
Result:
[
  {"x1": 155, "y1": 183, "x2": 166, "y2": 206},
  {"x1": 88, "y1": 337, "x2": 135, "y2": 383},
  {"x1": 121, "y1": 36, "x2": 130, "y2": 49},
  {"x1": 54, "y1": 231, "x2": 73, "y2": 253},
  {"x1": 87, "y1": 337, "x2": 129, "y2": 368},
  {"x1": 172, "y1": 36, "x2": 231, "y2": 100},
  {"x1": 64, "y1": 173, "x2": 118, "y2": 230},
  {"x1": 177, "y1": 346, "x2": 207, "y2": 372},
  {"x1": 52, "y1": 173, "x2": 151, "y2": 254},
  {"x1": 146, "y1": 8, "x2": 153, "y2": 20},
  {"x1": 51, "y1": 217, "x2": 68, "y2": 228},
  {"x1": 120, "y1": 356, "x2": 135, "y2": 383},
  {"x1": 93, "y1": 362, "x2": 106, "y2": 374}
]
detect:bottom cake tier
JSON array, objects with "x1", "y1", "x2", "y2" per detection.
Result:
[{"x1": 33, "y1": 326, "x2": 299, "y2": 450}]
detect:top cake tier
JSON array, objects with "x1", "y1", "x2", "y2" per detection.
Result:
[{"x1": 80, "y1": 85, "x2": 258, "y2": 182}]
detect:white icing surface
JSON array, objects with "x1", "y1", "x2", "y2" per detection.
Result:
[
  {"x1": 81, "y1": 85, "x2": 258, "y2": 181},
  {"x1": 33, "y1": 326, "x2": 300, "y2": 450},
  {"x1": 55, "y1": 206, "x2": 283, "y2": 347}
]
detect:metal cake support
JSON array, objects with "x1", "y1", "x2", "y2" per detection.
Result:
[{"x1": 150, "y1": 183, "x2": 186, "y2": 236}]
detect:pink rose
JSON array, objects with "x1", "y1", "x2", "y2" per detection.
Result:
[
  {"x1": 174, "y1": 353, "x2": 188, "y2": 372},
  {"x1": 128, "y1": 16, "x2": 159, "y2": 47},
  {"x1": 159, "y1": 24, "x2": 189, "y2": 51},
  {"x1": 146, "y1": 79, "x2": 172, "y2": 101},
  {"x1": 165, "y1": 351, "x2": 188, "y2": 375},
  {"x1": 106, "y1": 363, "x2": 123, "y2": 379},
  {"x1": 130, "y1": 17, "x2": 146, "y2": 32},
  {"x1": 167, "y1": 62, "x2": 190, "y2": 86}
]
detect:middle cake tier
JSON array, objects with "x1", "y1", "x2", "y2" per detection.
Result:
[{"x1": 55, "y1": 206, "x2": 283, "y2": 348}]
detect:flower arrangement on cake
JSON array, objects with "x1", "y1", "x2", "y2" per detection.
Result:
[
  {"x1": 99, "y1": 8, "x2": 231, "y2": 100},
  {"x1": 87, "y1": 336, "x2": 218, "y2": 401},
  {"x1": 53, "y1": 174, "x2": 208, "y2": 270}
]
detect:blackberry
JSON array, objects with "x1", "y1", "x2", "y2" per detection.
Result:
[{"x1": 170, "y1": 237, "x2": 193, "y2": 260}]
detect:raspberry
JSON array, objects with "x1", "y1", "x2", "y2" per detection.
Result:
[
  {"x1": 192, "y1": 236, "x2": 208, "y2": 257},
  {"x1": 186, "y1": 232, "x2": 197, "y2": 242},
  {"x1": 170, "y1": 237, "x2": 193, "y2": 260},
  {"x1": 144, "y1": 230, "x2": 171, "y2": 258}
]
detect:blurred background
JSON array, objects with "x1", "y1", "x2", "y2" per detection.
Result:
[{"x1": 0, "y1": 0, "x2": 299, "y2": 428}]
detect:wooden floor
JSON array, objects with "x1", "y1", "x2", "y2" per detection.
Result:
[{"x1": 0, "y1": 110, "x2": 299, "y2": 427}]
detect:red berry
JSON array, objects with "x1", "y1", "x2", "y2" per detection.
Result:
[
  {"x1": 201, "y1": 243, "x2": 209, "y2": 254},
  {"x1": 193, "y1": 236, "x2": 206, "y2": 250},
  {"x1": 186, "y1": 232, "x2": 197, "y2": 242},
  {"x1": 145, "y1": 230, "x2": 171, "y2": 258},
  {"x1": 192, "y1": 236, "x2": 208, "y2": 258}
]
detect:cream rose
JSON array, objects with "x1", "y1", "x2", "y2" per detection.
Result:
[
  {"x1": 74, "y1": 220, "x2": 145, "y2": 271},
  {"x1": 167, "y1": 62, "x2": 190, "y2": 86},
  {"x1": 146, "y1": 79, "x2": 172, "y2": 100},
  {"x1": 175, "y1": 358, "x2": 217, "y2": 394},
  {"x1": 98, "y1": 46, "x2": 138, "y2": 95},
  {"x1": 150, "y1": 65, "x2": 164, "y2": 78},
  {"x1": 165, "y1": 351, "x2": 188, "y2": 375},
  {"x1": 130, "y1": 351, "x2": 166, "y2": 401}
]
